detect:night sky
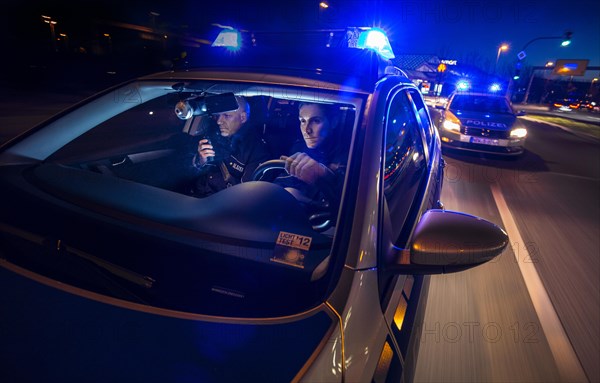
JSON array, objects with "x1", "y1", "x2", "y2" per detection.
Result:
[{"x1": 2, "y1": 0, "x2": 599, "y2": 79}]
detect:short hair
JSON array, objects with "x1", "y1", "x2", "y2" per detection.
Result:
[{"x1": 298, "y1": 102, "x2": 339, "y2": 126}]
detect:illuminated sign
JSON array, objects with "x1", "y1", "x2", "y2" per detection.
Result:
[
  {"x1": 440, "y1": 59, "x2": 457, "y2": 65},
  {"x1": 552, "y1": 59, "x2": 589, "y2": 76}
]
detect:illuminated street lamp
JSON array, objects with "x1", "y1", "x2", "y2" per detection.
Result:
[
  {"x1": 103, "y1": 33, "x2": 113, "y2": 53},
  {"x1": 494, "y1": 43, "x2": 509, "y2": 73},
  {"x1": 520, "y1": 31, "x2": 573, "y2": 104},
  {"x1": 588, "y1": 78, "x2": 599, "y2": 98},
  {"x1": 41, "y1": 15, "x2": 58, "y2": 52},
  {"x1": 318, "y1": 1, "x2": 331, "y2": 26},
  {"x1": 519, "y1": 31, "x2": 573, "y2": 59},
  {"x1": 58, "y1": 33, "x2": 69, "y2": 51},
  {"x1": 561, "y1": 32, "x2": 572, "y2": 46}
]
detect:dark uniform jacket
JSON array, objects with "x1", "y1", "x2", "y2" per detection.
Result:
[{"x1": 191, "y1": 123, "x2": 270, "y2": 197}]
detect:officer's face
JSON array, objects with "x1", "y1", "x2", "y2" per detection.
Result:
[
  {"x1": 299, "y1": 104, "x2": 331, "y2": 149},
  {"x1": 216, "y1": 108, "x2": 246, "y2": 137}
]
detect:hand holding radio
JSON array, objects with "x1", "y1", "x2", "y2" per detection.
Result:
[{"x1": 196, "y1": 138, "x2": 215, "y2": 166}]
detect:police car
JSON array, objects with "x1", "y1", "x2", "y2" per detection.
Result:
[
  {"x1": 437, "y1": 90, "x2": 528, "y2": 155},
  {"x1": 0, "y1": 27, "x2": 508, "y2": 382}
]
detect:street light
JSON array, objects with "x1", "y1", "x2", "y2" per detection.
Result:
[
  {"x1": 588, "y1": 78, "x2": 598, "y2": 98},
  {"x1": 495, "y1": 43, "x2": 509, "y2": 73},
  {"x1": 561, "y1": 32, "x2": 572, "y2": 46},
  {"x1": 519, "y1": 31, "x2": 573, "y2": 59},
  {"x1": 41, "y1": 15, "x2": 58, "y2": 52},
  {"x1": 519, "y1": 31, "x2": 573, "y2": 104}
]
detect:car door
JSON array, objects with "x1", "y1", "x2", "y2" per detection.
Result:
[{"x1": 374, "y1": 86, "x2": 431, "y2": 382}]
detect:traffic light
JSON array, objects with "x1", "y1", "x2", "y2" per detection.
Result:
[{"x1": 513, "y1": 62, "x2": 521, "y2": 80}]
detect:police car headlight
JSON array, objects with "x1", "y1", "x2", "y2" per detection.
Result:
[
  {"x1": 510, "y1": 128, "x2": 527, "y2": 138},
  {"x1": 442, "y1": 119, "x2": 461, "y2": 132}
]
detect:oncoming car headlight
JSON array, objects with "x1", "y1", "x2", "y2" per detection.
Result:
[
  {"x1": 510, "y1": 128, "x2": 527, "y2": 138},
  {"x1": 442, "y1": 111, "x2": 461, "y2": 132}
]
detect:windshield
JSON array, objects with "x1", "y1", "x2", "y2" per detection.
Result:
[
  {"x1": 449, "y1": 94, "x2": 513, "y2": 114},
  {"x1": 35, "y1": 80, "x2": 361, "y2": 317}
]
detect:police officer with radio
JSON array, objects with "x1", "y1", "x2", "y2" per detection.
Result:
[{"x1": 191, "y1": 96, "x2": 270, "y2": 197}]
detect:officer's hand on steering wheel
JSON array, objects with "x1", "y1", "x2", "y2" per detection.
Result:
[{"x1": 281, "y1": 152, "x2": 328, "y2": 184}]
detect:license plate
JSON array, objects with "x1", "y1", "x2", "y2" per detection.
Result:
[{"x1": 470, "y1": 137, "x2": 499, "y2": 146}]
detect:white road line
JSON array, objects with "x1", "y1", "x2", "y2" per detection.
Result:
[{"x1": 490, "y1": 183, "x2": 588, "y2": 383}]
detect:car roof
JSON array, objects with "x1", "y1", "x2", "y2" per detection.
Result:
[{"x1": 141, "y1": 45, "x2": 410, "y2": 93}]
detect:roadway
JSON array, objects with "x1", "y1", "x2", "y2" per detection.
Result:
[{"x1": 414, "y1": 114, "x2": 599, "y2": 382}]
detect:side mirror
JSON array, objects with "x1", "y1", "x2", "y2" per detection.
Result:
[{"x1": 387, "y1": 209, "x2": 508, "y2": 274}]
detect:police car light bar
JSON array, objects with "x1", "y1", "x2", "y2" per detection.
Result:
[
  {"x1": 212, "y1": 27, "x2": 241, "y2": 50},
  {"x1": 457, "y1": 80, "x2": 470, "y2": 91},
  {"x1": 489, "y1": 83, "x2": 502, "y2": 92},
  {"x1": 356, "y1": 28, "x2": 395, "y2": 59}
]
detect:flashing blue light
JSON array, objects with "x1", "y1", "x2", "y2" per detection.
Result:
[
  {"x1": 212, "y1": 28, "x2": 241, "y2": 50},
  {"x1": 457, "y1": 81, "x2": 470, "y2": 91},
  {"x1": 357, "y1": 28, "x2": 395, "y2": 59},
  {"x1": 489, "y1": 83, "x2": 502, "y2": 92}
]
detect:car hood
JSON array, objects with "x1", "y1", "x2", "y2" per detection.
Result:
[
  {"x1": 451, "y1": 110, "x2": 516, "y2": 131},
  {"x1": 0, "y1": 264, "x2": 335, "y2": 382}
]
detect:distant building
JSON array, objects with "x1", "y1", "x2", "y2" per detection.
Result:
[{"x1": 392, "y1": 54, "x2": 442, "y2": 95}]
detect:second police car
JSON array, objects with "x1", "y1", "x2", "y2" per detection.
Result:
[
  {"x1": 0, "y1": 27, "x2": 509, "y2": 382},
  {"x1": 437, "y1": 89, "x2": 528, "y2": 155}
]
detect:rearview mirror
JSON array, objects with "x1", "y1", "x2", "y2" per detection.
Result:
[
  {"x1": 387, "y1": 209, "x2": 508, "y2": 274},
  {"x1": 174, "y1": 92, "x2": 239, "y2": 120}
]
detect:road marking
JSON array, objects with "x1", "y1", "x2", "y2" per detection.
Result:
[
  {"x1": 544, "y1": 172, "x2": 600, "y2": 182},
  {"x1": 490, "y1": 184, "x2": 588, "y2": 383}
]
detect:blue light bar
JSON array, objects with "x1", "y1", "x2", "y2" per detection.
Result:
[
  {"x1": 356, "y1": 28, "x2": 395, "y2": 59},
  {"x1": 489, "y1": 83, "x2": 502, "y2": 92},
  {"x1": 212, "y1": 28, "x2": 241, "y2": 50},
  {"x1": 457, "y1": 80, "x2": 470, "y2": 91}
]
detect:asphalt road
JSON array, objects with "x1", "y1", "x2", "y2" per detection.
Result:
[{"x1": 414, "y1": 117, "x2": 599, "y2": 382}]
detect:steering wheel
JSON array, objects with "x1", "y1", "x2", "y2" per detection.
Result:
[
  {"x1": 252, "y1": 159, "x2": 288, "y2": 182},
  {"x1": 252, "y1": 159, "x2": 333, "y2": 232}
]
